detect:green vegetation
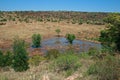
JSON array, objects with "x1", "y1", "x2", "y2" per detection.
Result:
[
  {"x1": 29, "y1": 54, "x2": 45, "y2": 66},
  {"x1": 0, "y1": 50, "x2": 4, "y2": 67},
  {"x1": 0, "y1": 50, "x2": 13, "y2": 68},
  {"x1": 87, "y1": 55, "x2": 120, "y2": 80},
  {"x1": 32, "y1": 33, "x2": 41, "y2": 48},
  {"x1": 45, "y1": 49, "x2": 60, "y2": 60},
  {"x1": 55, "y1": 29, "x2": 61, "y2": 37},
  {"x1": 52, "y1": 53, "x2": 81, "y2": 76},
  {"x1": 99, "y1": 13, "x2": 120, "y2": 52},
  {"x1": 12, "y1": 37, "x2": 29, "y2": 72},
  {"x1": 78, "y1": 19, "x2": 83, "y2": 25},
  {"x1": 66, "y1": 33, "x2": 76, "y2": 44}
]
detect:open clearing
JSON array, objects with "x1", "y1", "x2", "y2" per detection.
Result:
[{"x1": 0, "y1": 21, "x2": 105, "y2": 50}]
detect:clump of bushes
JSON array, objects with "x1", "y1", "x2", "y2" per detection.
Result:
[
  {"x1": 29, "y1": 54, "x2": 45, "y2": 66},
  {"x1": 45, "y1": 49, "x2": 60, "y2": 60},
  {"x1": 52, "y1": 53, "x2": 81, "y2": 76},
  {"x1": 32, "y1": 33, "x2": 41, "y2": 48},
  {"x1": 87, "y1": 55, "x2": 120, "y2": 80},
  {"x1": 99, "y1": 13, "x2": 120, "y2": 52},
  {"x1": 12, "y1": 37, "x2": 29, "y2": 72},
  {"x1": 66, "y1": 33, "x2": 76, "y2": 44}
]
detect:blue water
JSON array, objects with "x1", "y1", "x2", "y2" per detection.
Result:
[{"x1": 39, "y1": 37, "x2": 101, "y2": 53}]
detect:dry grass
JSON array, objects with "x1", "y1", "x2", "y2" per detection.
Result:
[
  {"x1": 0, "y1": 56, "x2": 94, "y2": 80},
  {"x1": 0, "y1": 21, "x2": 105, "y2": 49}
]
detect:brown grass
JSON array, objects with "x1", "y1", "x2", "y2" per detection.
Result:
[{"x1": 0, "y1": 21, "x2": 105, "y2": 50}]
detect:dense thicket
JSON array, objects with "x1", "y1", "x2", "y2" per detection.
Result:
[{"x1": 99, "y1": 13, "x2": 120, "y2": 52}]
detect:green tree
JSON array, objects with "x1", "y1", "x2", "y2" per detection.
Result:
[
  {"x1": 32, "y1": 34, "x2": 41, "y2": 48},
  {"x1": 12, "y1": 37, "x2": 29, "y2": 72},
  {"x1": 66, "y1": 34, "x2": 76, "y2": 44},
  {"x1": 99, "y1": 13, "x2": 120, "y2": 52}
]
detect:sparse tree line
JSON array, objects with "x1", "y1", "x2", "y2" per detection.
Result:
[{"x1": 0, "y1": 11, "x2": 107, "y2": 25}]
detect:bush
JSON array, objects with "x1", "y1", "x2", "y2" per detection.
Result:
[
  {"x1": 87, "y1": 55, "x2": 120, "y2": 80},
  {"x1": 0, "y1": 50, "x2": 4, "y2": 67},
  {"x1": 32, "y1": 34, "x2": 41, "y2": 48},
  {"x1": 45, "y1": 49, "x2": 60, "y2": 60},
  {"x1": 66, "y1": 34, "x2": 76, "y2": 44},
  {"x1": 29, "y1": 54, "x2": 45, "y2": 66},
  {"x1": 78, "y1": 19, "x2": 83, "y2": 25},
  {"x1": 12, "y1": 37, "x2": 29, "y2": 72},
  {"x1": 3, "y1": 51, "x2": 13, "y2": 67},
  {"x1": 52, "y1": 53, "x2": 81, "y2": 76},
  {"x1": 55, "y1": 29, "x2": 61, "y2": 37},
  {"x1": 87, "y1": 47, "x2": 99, "y2": 56},
  {"x1": 0, "y1": 50, "x2": 13, "y2": 68}
]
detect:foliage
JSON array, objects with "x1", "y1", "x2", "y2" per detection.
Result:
[
  {"x1": 99, "y1": 13, "x2": 120, "y2": 52},
  {"x1": 0, "y1": 75, "x2": 8, "y2": 80},
  {"x1": 3, "y1": 51, "x2": 13, "y2": 67},
  {"x1": 52, "y1": 53, "x2": 81, "y2": 76},
  {"x1": 37, "y1": 18, "x2": 43, "y2": 22},
  {"x1": 12, "y1": 37, "x2": 29, "y2": 72},
  {"x1": 66, "y1": 33, "x2": 76, "y2": 44},
  {"x1": 0, "y1": 50, "x2": 4, "y2": 67},
  {"x1": 0, "y1": 50, "x2": 13, "y2": 68},
  {"x1": 87, "y1": 55, "x2": 120, "y2": 80},
  {"x1": 32, "y1": 33, "x2": 41, "y2": 48},
  {"x1": 78, "y1": 19, "x2": 83, "y2": 25},
  {"x1": 87, "y1": 47, "x2": 99, "y2": 56},
  {"x1": 29, "y1": 54, "x2": 45, "y2": 66},
  {"x1": 45, "y1": 49, "x2": 60, "y2": 60},
  {"x1": 55, "y1": 29, "x2": 61, "y2": 37}
]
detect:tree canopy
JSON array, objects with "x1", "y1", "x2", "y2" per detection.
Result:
[{"x1": 99, "y1": 13, "x2": 120, "y2": 52}]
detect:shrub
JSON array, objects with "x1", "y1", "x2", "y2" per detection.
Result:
[
  {"x1": 0, "y1": 50, "x2": 4, "y2": 67},
  {"x1": 0, "y1": 50, "x2": 13, "y2": 68},
  {"x1": 45, "y1": 49, "x2": 60, "y2": 60},
  {"x1": 32, "y1": 34, "x2": 41, "y2": 48},
  {"x1": 29, "y1": 54, "x2": 45, "y2": 66},
  {"x1": 55, "y1": 29, "x2": 61, "y2": 37},
  {"x1": 87, "y1": 47, "x2": 99, "y2": 56},
  {"x1": 37, "y1": 18, "x2": 43, "y2": 22},
  {"x1": 66, "y1": 34, "x2": 76, "y2": 44},
  {"x1": 78, "y1": 19, "x2": 83, "y2": 25},
  {"x1": 52, "y1": 53, "x2": 81, "y2": 76},
  {"x1": 12, "y1": 37, "x2": 29, "y2": 72},
  {"x1": 3, "y1": 51, "x2": 13, "y2": 67},
  {"x1": 87, "y1": 55, "x2": 120, "y2": 80}
]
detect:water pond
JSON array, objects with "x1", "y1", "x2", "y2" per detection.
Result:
[{"x1": 38, "y1": 37, "x2": 101, "y2": 53}]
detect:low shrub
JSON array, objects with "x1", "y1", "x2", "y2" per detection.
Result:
[
  {"x1": 45, "y1": 49, "x2": 60, "y2": 60},
  {"x1": 87, "y1": 55, "x2": 120, "y2": 80},
  {"x1": 87, "y1": 47, "x2": 99, "y2": 56},
  {"x1": 29, "y1": 54, "x2": 45, "y2": 66},
  {"x1": 52, "y1": 53, "x2": 81, "y2": 76}
]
